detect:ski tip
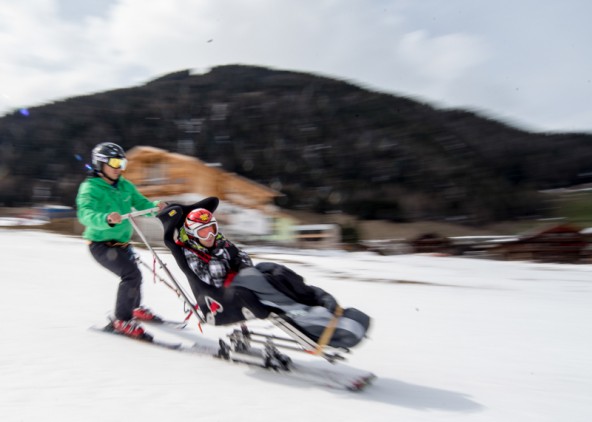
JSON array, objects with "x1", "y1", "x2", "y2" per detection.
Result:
[{"x1": 347, "y1": 374, "x2": 377, "y2": 392}]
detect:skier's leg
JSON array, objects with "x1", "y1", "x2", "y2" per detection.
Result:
[
  {"x1": 89, "y1": 242, "x2": 142, "y2": 320},
  {"x1": 254, "y1": 262, "x2": 337, "y2": 311},
  {"x1": 232, "y1": 267, "x2": 306, "y2": 313},
  {"x1": 233, "y1": 267, "x2": 369, "y2": 348}
]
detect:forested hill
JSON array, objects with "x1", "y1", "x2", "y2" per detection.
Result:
[{"x1": 1, "y1": 64, "x2": 591, "y2": 223}]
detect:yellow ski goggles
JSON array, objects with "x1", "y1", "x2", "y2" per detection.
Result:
[{"x1": 106, "y1": 157, "x2": 127, "y2": 170}]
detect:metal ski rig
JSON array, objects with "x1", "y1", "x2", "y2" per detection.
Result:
[
  {"x1": 126, "y1": 210, "x2": 206, "y2": 325},
  {"x1": 92, "y1": 316, "x2": 375, "y2": 391},
  {"x1": 90, "y1": 209, "x2": 376, "y2": 391},
  {"x1": 217, "y1": 325, "x2": 292, "y2": 371},
  {"x1": 121, "y1": 207, "x2": 159, "y2": 224},
  {"x1": 124, "y1": 210, "x2": 354, "y2": 368},
  {"x1": 212, "y1": 322, "x2": 374, "y2": 391},
  {"x1": 269, "y1": 315, "x2": 348, "y2": 363},
  {"x1": 121, "y1": 207, "x2": 160, "y2": 220},
  {"x1": 215, "y1": 313, "x2": 350, "y2": 374}
]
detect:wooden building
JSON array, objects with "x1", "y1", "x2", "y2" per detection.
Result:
[
  {"x1": 294, "y1": 224, "x2": 341, "y2": 249},
  {"x1": 490, "y1": 223, "x2": 590, "y2": 263},
  {"x1": 124, "y1": 146, "x2": 280, "y2": 211},
  {"x1": 410, "y1": 232, "x2": 453, "y2": 255},
  {"x1": 122, "y1": 146, "x2": 288, "y2": 244}
]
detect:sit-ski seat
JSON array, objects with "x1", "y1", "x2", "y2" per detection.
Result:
[{"x1": 157, "y1": 198, "x2": 270, "y2": 326}]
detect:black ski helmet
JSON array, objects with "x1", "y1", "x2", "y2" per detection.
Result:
[{"x1": 91, "y1": 142, "x2": 126, "y2": 171}]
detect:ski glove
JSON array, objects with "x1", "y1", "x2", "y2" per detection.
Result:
[
  {"x1": 213, "y1": 243, "x2": 243, "y2": 270},
  {"x1": 320, "y1": 294, "x2": 338, "y2": 313},
  {"x1": 312, "y1": 286, "x2": 338, "y2": 313}
]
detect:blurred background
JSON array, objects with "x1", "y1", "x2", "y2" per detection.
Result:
[{"x1": 1, "y1": 0, "x2": 591, "y2": 261}]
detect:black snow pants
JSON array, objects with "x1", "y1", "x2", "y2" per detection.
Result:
[
  {"x1": 89, "y1": 241, "x2": 142, "y2": 321},
  {"x1": 232, "y1": 266, "x2": 370, "y2": 349}
]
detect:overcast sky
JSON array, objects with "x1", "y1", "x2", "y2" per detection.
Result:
[{"x1": 1, "y1": 0, "x2": 591, "y2": 133}]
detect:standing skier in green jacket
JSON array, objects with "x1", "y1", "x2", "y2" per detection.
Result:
[{"x1": 76, "y1": 142, "x2": 167, "y2": 338}]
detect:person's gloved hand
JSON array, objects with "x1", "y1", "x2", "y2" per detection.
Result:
[
  {"x1": 312, "y1": 286, "x2": 338, "y2": 313},
  {"x1": 213, "y1": 244, "x2": 237, "y2": 260},
  {"x1": 213, "y1": 243, "x2": 242, "y2": 269},
  {"x1": 319, "y1": 293, "x2": 338, "y2": 313}
]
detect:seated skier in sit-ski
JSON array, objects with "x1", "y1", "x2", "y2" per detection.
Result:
[{"x1": 159, "y1": 197, "x2": 370, "y2": 349}]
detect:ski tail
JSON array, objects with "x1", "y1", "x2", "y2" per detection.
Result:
[{"x1": 90, "y1": 321, "x2": 182, "y2": 350}]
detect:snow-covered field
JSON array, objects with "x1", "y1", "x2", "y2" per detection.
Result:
[{"x1": 1, "y1": 229, "x2": 591, "y2": 422}]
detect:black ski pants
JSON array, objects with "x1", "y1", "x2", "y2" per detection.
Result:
[{"x1": 89, "y1": 242, "x2": 142, "y2": 321}]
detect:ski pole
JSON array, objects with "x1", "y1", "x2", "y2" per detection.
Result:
[
  {"x1": 128, "y1": 214, "x2": 206, "y2": 324},
  {"x1": 121, "y1": 207, "x2": 160, "y2": 220}
]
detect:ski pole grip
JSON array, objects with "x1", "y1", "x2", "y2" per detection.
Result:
[{"x1": 121, "y1": 207, "x2": 160, "y2": 220}]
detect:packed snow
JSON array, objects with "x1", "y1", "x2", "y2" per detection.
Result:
[{"x1": 1, "y1": 228, "x2": 591, "y2": 422}]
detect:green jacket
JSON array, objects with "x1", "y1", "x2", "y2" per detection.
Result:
[{"x1": 76, "y1": 175, "x2": 158, "y2": 243}]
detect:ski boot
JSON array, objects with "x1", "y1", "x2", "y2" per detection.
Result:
[
  {"x1": 132, "y1": 306, "x2": 162, "y2": 322},
  {"x1": 112, "y1": 319, "x2": 152, "y2": 341}
]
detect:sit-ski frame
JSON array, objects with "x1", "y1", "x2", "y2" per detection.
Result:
[{"x1": 124, "y1": 208, "x2": 347, "y2": 364}]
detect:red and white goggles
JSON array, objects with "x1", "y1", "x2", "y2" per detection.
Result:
[{"x1": 193, "y1": 222, "x2": 218, "y2": 240}]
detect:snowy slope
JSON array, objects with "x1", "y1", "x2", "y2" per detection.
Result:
[{"x1": 1, "y1": 229, "x2": 591, "y2": 422}]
